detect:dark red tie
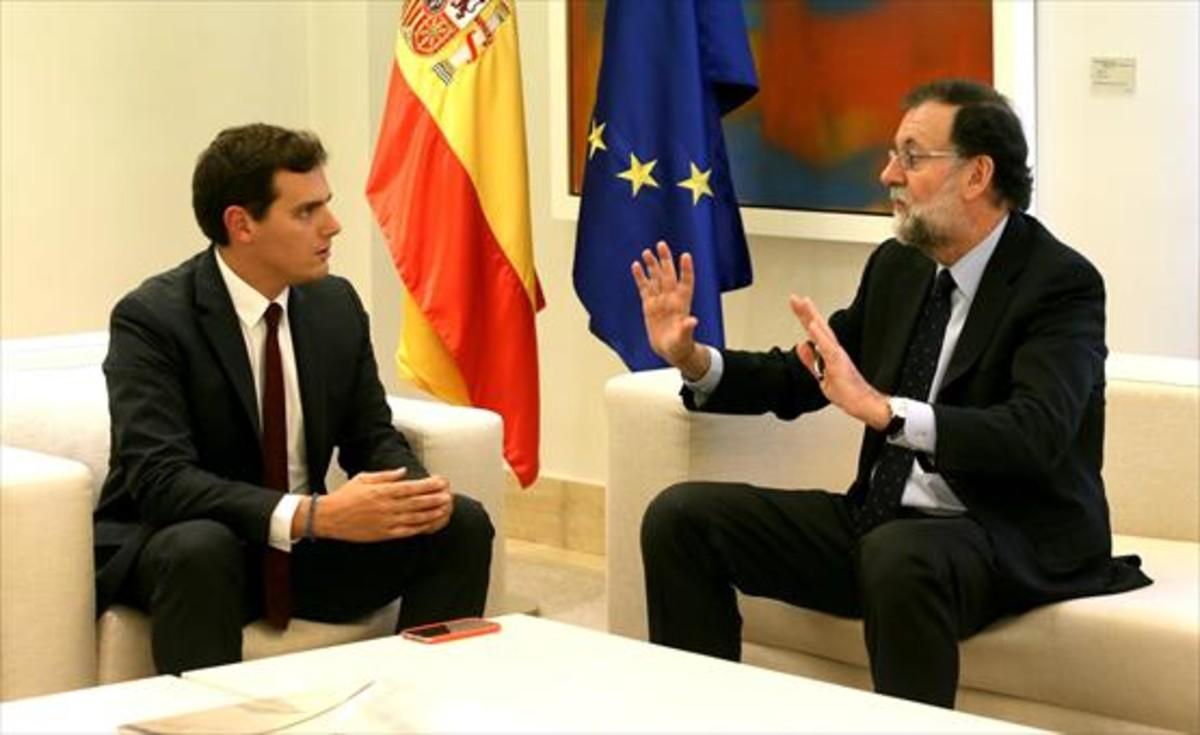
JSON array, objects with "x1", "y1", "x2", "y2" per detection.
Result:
[{"x1": 261, "y1": 303, "x2": 291, "y2": 629}]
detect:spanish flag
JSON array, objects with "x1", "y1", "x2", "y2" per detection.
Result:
[{"x1": 367, "y1": 0, "x2": 542, "y2": 487}]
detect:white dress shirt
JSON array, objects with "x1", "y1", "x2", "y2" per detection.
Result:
[
  {"x1": 687, "y1": 215, "x2": 1008, "y2": 514},
  {"x1": 215, "y1": 250, "x2": 307, "y2": 551}
]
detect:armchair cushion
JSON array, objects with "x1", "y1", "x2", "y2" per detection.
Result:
[
  {"x1": 95, "y1": 601, "x2": 400, "y2": 684},
  {"x1": 0, "y1": 365, "x2": 110, "y2": 505}
]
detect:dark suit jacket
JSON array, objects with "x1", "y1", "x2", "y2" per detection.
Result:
[
  {"x1": 93, "y1": 248, "x2": 425, "y2": 613},
  {"x1": 686, "y1": 213, "x2": 1150, "y2": 610}
]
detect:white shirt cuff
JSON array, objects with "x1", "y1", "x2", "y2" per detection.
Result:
[
  {"x1": 887, "y1": 397, "x2": 937, "y2": 454},
  {"x1": 683, "y1": 346, "x2": 724, "y2": 405},
  {"x1": 268, "y1": 493, "x2": 303, "y2": 552}
]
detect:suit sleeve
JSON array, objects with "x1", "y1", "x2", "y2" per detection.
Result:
[
  {"x1": 683, "y1": 244, "x2": 878, "y2": 420},
  {"x1": 104, "y1": 295, "x2": 280, "y2": 542},
  {"x1": 332, "y1": 286, "x2": 427, "y2": 480},
  {"x1": 933, "y1": 255, "x2": 1107, "y2": 478}
]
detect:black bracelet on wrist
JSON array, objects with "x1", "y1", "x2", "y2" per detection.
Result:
[{"x1": 305, "y1": 493, "x2": 319, "y2": 541}]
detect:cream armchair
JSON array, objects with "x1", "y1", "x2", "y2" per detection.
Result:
[
  {"x1": 606, "y1": 366, "x2": 1199, "y2": 733},
  {"x1": 0, "y1": 332, "x2": 509, "y2": 700}
]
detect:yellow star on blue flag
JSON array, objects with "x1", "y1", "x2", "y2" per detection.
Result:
[
  {"x1": 677, "y1": 163, "x2": 713, "y2": 205},
  {"x1": 617, "y1": 153, "x2": 659, "y2": 197},
  {"x1": 587, "y1": 119, "x2": 607, "y2": 159}
]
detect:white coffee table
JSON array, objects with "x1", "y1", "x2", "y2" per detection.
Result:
[
  {"x1": 0, "y1": 675, "x2": 242, "y2": 733},
  {"x1": 182, "y1": 614, "x2": 1039, "y2": 733}
]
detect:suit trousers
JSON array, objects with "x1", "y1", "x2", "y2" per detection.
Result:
[
  {"x1": 640, "y1": 482, "x2": 1000, "y2": 708},
  {"x1": 118, "y1": 494, "x2": 493, "y2": 675}
]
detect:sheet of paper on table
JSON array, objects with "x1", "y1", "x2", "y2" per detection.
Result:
[{"x1": 117, "y1": 680, "x2": 417, "y2": 735}]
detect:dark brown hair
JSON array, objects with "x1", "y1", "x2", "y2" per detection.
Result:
[
  {"x1": 192, "y1": 124, "x2": 327, "y2": 245},
  {"x1": 904, "y1": 79, "x2": 1032, "y2": 211}
]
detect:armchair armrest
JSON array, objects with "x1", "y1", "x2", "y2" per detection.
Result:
[
  {"x1": 604, "y1": 369, "x2": 860, "y2": 639},
  {"x1": 0, "y1": 446, "x2": 98, "y2": 699},
  {"x1": 386, "y1": 396, "x2": 508, "y2": 615}
]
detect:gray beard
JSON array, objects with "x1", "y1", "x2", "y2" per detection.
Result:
[{"x1": 896, "y1": 211, "x2": 949, "y2": 258}]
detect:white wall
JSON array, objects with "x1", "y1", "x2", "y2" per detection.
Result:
[
  {"x1": 305, "y1": 1, "x2": 376, "y2": 324},
  {"x1": 1036, "y1": 0, "x2": 1199, "y2": 359},
  {"x1": 3, "y1": 0, "x2": 1196, "y2": 486},
  {"x1": 0, "y1": 0, "x2": 374, "y2": 339}
]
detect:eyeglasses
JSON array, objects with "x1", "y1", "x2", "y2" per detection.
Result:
[{"x1": 887, "y1": 148, "x2": 958, "y2": 172}]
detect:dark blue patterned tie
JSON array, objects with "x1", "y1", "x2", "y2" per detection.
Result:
[{"x1": 853, "y1": 269, "x2": 955, "y2": 534}]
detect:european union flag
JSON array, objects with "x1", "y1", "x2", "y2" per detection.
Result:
[{"x1": 573, "y1": 0, "x2": 758, "y2": 371}]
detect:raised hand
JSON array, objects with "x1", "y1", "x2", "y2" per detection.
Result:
[
  {"x1": 790, "y1": 295, "x2": 891, "y2": 431},
  {"x1": 630, "y1": 241, "x2": 710, "y2": 379}
]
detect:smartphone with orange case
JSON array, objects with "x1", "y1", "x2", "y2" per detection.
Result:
[{"x1": 400, "y1": 617, "x2": 501, "y2": 644}]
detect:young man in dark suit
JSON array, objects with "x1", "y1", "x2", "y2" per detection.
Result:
[
  {"x1": 94, "y1": 124, "x2": 494, "y2": 675},
  {"x1": 633, "y1": 80, "x2": 1149, "y2": 708}
]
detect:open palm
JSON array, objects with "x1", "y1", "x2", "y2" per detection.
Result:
[{"x1": 631, "y1": 241, "x2": 699, "y2": 367}]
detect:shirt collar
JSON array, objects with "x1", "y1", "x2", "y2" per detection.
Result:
[
  {"x1": 214, "y1": 248, "x2": 290, "y2": 328},
  {"x1": 943, "y1": 214, "x2": 1008, "y2": 303}
]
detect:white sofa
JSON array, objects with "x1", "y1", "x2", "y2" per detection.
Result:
[
  {"x1": 606, "y1": 364, "x2": 1199, "y2": 733},
  {"x1": 0, "y1": 332, "x2": 509, "y2": 701}
]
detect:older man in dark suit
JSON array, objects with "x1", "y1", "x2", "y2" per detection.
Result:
[
  {"x1": 634, "y1": 80, "x2": 1150, "y2": 708},
  {"x1": 94, "y1": 124, "x2": 493, "y2": 675}
]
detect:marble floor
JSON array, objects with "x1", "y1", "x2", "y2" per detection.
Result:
[{"x1": 504, "y1": 539, "x2": 607, "y2": 632}]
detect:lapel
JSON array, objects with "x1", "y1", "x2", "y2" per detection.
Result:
[
  {"x1": 873, "y1": 250, "x2": 936, "y2": 392},
  {"x1": 287, "y1": 286, "x2": 327, "y2": 488},
  {"x1": 940, "y1": 213, "x2": 1033, "y2": 392},
  {"x1": 194, "y1": 248, "x2": 259, "y2": 434}
]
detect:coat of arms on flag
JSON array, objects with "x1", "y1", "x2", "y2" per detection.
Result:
[{"x1": 401, "y1": 0, "x2": 513, "y2": 85}]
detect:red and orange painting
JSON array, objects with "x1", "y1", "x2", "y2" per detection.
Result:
[{"x1": 568, "y1": 0, "x2": 993, "y2": 215}]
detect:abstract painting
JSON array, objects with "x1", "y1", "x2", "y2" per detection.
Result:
[{"x1": 568, "y1": 0, "x2": 993, "y2": 215}]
